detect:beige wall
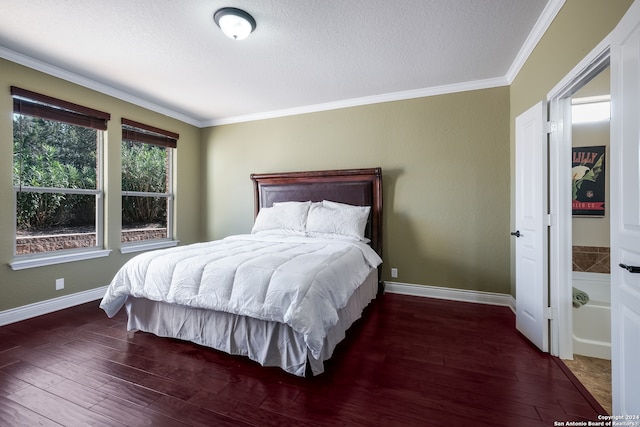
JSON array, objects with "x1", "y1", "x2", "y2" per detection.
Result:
[
  {"x1": 203, "y1": 88, "x2": 512, "y2": 294},
  {"x1": 510, "y1": 0, "x2": 633, "y2": 294},
  {"x1": 0, "y1": 58, "x2": 202, "y2": 311}
]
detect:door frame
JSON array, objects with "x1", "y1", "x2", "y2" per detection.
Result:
[{"x1": 547, "y1": 37, "x2": 612, "y2": 359}]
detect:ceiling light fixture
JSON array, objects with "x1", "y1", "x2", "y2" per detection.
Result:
[{"x1": 214, "y1": 7, "x2": 256, "y2": 40}]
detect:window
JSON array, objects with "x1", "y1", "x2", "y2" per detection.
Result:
[
  {"x1": 120, "y1": 119, "x2": 177, "y2": 248},
  {"x1": 11, "y1": 87, "x2": 110, "y2": 261},
  {"x1": 572, "y1": 95, "x2": 611, "y2": 124}
]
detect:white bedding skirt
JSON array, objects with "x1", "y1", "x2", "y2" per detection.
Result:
[{"x1": 124, "y1": 268, "x2": 379, "y2": 377}]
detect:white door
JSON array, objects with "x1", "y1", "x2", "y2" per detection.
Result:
[
  {"x1": 610, "y1": 0, "x2": 640, "y2": 414},
  {"x1": 514, "y1": 101, "x2": 549, "y2": 352}
]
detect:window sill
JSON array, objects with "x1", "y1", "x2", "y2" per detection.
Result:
[
  {"x1": 10, "y1": 249, "x2": 112, "y2": 271},
  {"x1": 120, "y1": 239, "x2": 179, "y2": 254}
]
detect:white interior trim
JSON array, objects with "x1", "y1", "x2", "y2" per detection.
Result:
[
  {"x1": 547, "y1": 37, "x2": 612, "y2": 99},
  {"x1": 0, "y1": 46, "x2": 200, "y2": 127},
  {"x1": 506, "y1": 0, "x2": 566, "y2": 83},
  {"x1": 0, "y1": 44, "x2": 510, "y2": 128},
  {"x1": 385, "y1": 281, "x2": 516, "y2": 313},
  {"x1": 0, "y1": 286, "x2": 107, "y2": 327},
  {"x1": 1, "y1": 280, "x2": 517, "y2": 328},
  {"x1": 547, "y1": 34, "x2": 612, "y2": 360},
  {"x1": 205, "y1": 77, "x2": 509, "y2": 127},
  {"x1": 10, "y1": 249, "x2": 112, "y2": 271}
]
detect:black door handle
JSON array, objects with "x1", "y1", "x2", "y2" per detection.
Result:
[
  {"x1": 510, "y1": 231, "x2": 522, "y2": 238},
  {"x1": 619, "y1": 263, "x2": 640, "y2": 273}
]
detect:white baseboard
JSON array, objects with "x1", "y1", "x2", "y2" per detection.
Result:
[
  {"x1": 384, "y1": 281, "x2": 516, "y2": 313},
  {"x1": 0, "y1": 286, "x2": 108, "y2": 326},
  {"x1": 0, "y1": 282, "x2": 517, "y2": 328}
]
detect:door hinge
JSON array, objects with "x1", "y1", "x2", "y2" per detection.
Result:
[
  {"x1": 545, "y1": 121, "x2": 557, "y2": 133},
  {"x1": 545, "y1": 307, "x2": 557, "y2": 320},
  {"x1": 546, "y1": 214, "x2": 554, "y2": 227}
]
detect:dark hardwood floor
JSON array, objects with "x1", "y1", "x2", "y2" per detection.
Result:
[{"x1": 0, "y1": 293, "x2": 605, "y2": 426}]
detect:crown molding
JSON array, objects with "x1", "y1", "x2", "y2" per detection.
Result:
[
  {"x1": 0, "y1": 45, "x2": 508, "y2": 128},
  {"x1": 506, "y1": 0, "x2": 566, "y2": 83},
  {"x1": 0, "y1": 46, "x2": 201, "y2": 127},
  {"x1": 206, "y1": 76, "x2": 510, "y2": 127}
]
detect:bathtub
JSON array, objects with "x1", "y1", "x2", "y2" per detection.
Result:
[{"x1": 572, "y1": 272, "x2": 611, "y2": 360}]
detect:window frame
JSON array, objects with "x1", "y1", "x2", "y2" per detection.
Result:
[
  {"x1": 10, "y1": 87, "x2": 111, "y2": 270},
  {"x1": 120, "y1": 118, "x2": 178, "y2": 253}
]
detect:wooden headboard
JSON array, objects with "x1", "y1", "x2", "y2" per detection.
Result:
[{"x1": 250, "y1": 168, "x2": 383, "y2": 258}]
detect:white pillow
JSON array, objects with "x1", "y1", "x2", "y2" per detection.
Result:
[
  {"x1": 273, "y1": 201, "x2": 312, "y2": 208},
  {"x1": 305, "y1": 201, "x2": 370, "y2": 241},
  {"x1": 251, "y1": 201, "x2": 311, "y2": 234},
  {"x1": 321, "y1": 200, "x2": 363, "y2": 210}
]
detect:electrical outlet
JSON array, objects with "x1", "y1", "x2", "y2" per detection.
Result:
[
  {"x1": 391, "y1": 268, "x2": 398, "y2": 278},
  {"x1": 55, "y1": 278, "x2": 64, "y2": 290}
]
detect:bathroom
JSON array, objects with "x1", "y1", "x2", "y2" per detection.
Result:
[{"x1": 567, "y1": 68, "x2": 611, "y2": 413}]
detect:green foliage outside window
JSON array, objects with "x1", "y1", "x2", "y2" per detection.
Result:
[
  {"x1": 13, "y1": 115, "x2": 96, "y2": 230},
  {"x1": 121, "y1": 140, "x2": 168, "y2": 226},
  {"x1": 14, "y1": 115, "x2": 168, "y2": 232}
]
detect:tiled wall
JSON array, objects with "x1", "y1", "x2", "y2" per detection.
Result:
[{"x1": 572, "y1": 246, "x2": 610, "y2": 273}]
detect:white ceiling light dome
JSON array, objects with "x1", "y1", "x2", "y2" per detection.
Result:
[{"x1": 214, "y1": 7, "x2": 256, "y2": 40}]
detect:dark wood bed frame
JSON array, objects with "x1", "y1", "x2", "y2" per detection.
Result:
[{"x1": 250, "y1": 168, "x2": 383, "y2": 260}]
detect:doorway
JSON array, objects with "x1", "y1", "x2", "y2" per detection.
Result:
[
  {"x1": 561, "y1": 67, "x2": 612, "y2": 414},
  {"x1": 543, "y1": 29, "x2": 615, "y2": 412},
  {"x1": 547, "y1": 43, "x2": 609, "y2": 357}
]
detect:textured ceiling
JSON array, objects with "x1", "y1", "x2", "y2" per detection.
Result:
[{"x1": 0, "y1": 0, "x2": 557, "y2": 127}]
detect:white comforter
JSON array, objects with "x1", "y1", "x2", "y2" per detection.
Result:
[{"x1": 100, "y1": 234, "x2": 382, "y2": 358}]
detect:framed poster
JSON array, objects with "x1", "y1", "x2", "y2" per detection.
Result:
[{"x1": 572, "y1": 146, "x2": 606, "y2": 216}]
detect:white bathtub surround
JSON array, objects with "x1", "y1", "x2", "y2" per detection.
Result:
[{"x1": 572, "y1": 272, "x2": 611, "y2": 360}]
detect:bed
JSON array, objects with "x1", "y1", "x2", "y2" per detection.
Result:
[{"x1": 100, "y1": 167, "x2": 383, "y2": 376}]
